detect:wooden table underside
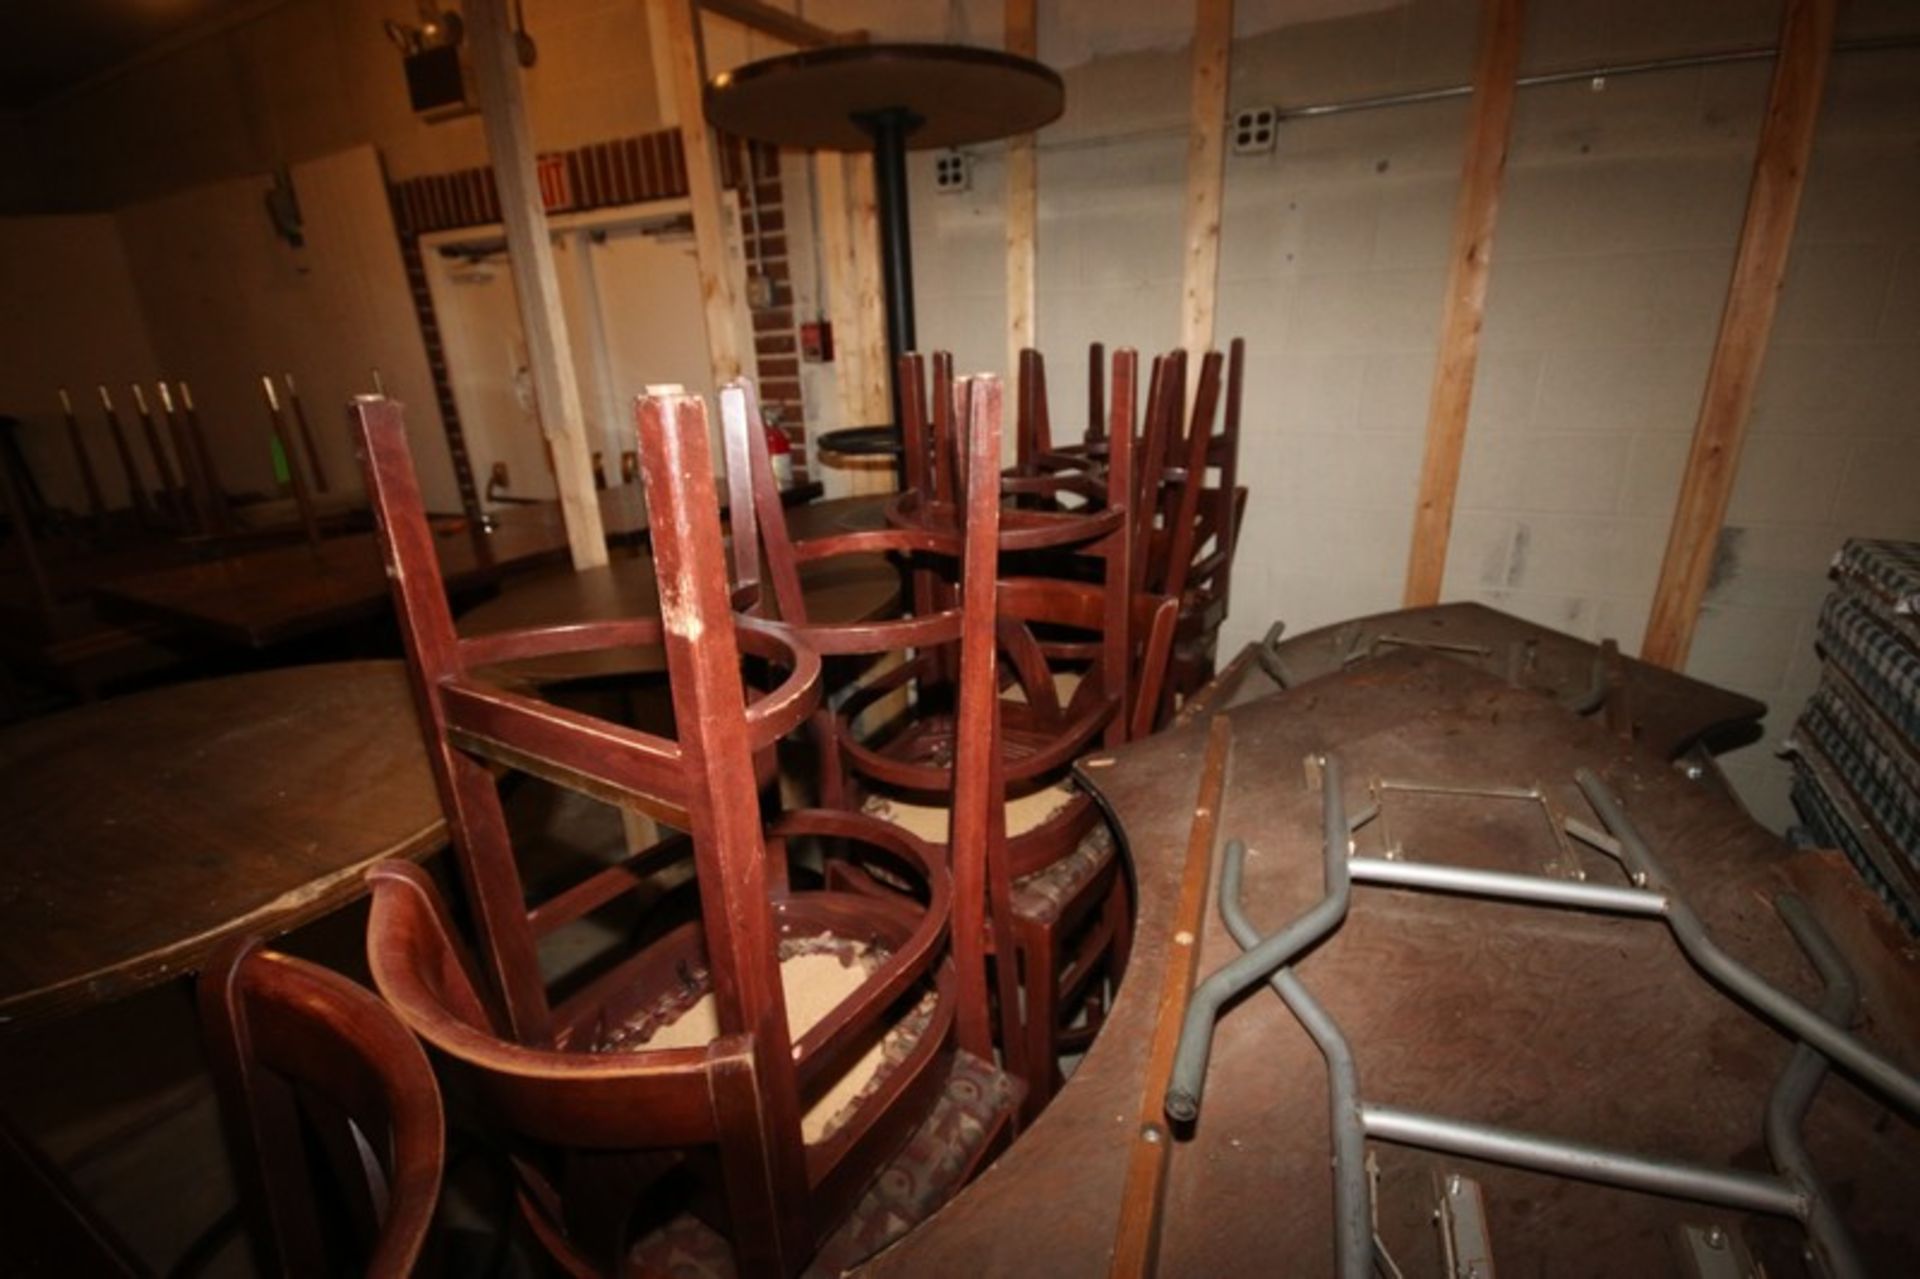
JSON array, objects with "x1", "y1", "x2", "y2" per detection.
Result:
[
  {"x1": 0, "y1": 660, "x2": 444, "y2": 1027},
  {"x1": 868, "y1": 649, "x2": 1920, "y2": 1276}
]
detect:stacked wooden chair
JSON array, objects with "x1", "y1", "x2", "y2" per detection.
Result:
[
  {"x1": 197, "y1": 937, "x2": 444, "y2": 1278},
  {"x1": 355, "y1": 391, "x2": 1016, "y2": 1277},
  {"x1": 727, "y1": 356, "x2": 1175, "y2": 1120},
  {"x1": 1014, "y1": 340, "x2": 1248, "y2": 724}
]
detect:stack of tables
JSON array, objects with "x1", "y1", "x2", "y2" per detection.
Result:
[
  {"x1": 1788, "y1": 538, "x2": 1920, "y2": 928},
  {"x1": 871, "y1": 626, "x2": 1920, "y2": 1275}
]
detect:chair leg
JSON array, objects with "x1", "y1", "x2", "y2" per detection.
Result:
[
  {"x1": 811, "y1": 706, "x2": 846, "y2": 810},
  {"x1": 1016, "y1": 919, "x2": 1059, "y2": 1125}
]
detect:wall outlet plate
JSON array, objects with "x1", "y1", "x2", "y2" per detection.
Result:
[
  {"x1": 1232, "y1": 106, "x2": 1279, "y2": 155},
  {"x1": 933, "y1": 150, "x2": 971, "y2": 193}
]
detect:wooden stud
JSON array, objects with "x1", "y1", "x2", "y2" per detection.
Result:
[
  {"x1": 1642, "y1": 0, "x2": 1836, "y2": 669},
  {"x1": 1109, "y1": 713, "x2": 1233, "y2": 1279},
  {"x1": 1178, "y1": 0, "x2": 1233, "y2": 362},
  {"x1": 817, "y1": 152, "x2": 892, "y2": 431},
  {"x1": 1006, "y1": 0, "x2": 1039, "y2": 386},
  {"x1": 663, "y1": 0, "x2": 748, "y2": 389},
  {"x1": 1402, "y1": 0, "x2": 1525, "y2": 609},
  {"x1": 466, "y1": 0, "x2": 608, "y2": 571},
  {"x1": 846, "y1": 154, "x2": 892, "y2": 427}
]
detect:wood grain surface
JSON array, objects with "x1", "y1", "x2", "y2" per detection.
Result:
[
  {"x1": 0, "y1": 661, "x2": 444, "y2": 1026},
  {"x1": 865, "y1": 650, "x2": 1920, "y2": 1277}
]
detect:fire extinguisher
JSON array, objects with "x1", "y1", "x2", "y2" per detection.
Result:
[{"x1": 766, "y1": 417, "x2": 795, "y2": 489}]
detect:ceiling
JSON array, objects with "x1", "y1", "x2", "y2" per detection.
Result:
[{"x1": 0, "y1": 0, "x2": 262, "y2": 111}]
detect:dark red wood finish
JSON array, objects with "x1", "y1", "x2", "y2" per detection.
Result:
[
  {"x1": 356, "y1": 392, "x2": 985, "y2": 1276},
  {"x1": 198, "y1": 938, "x2": 444, "y2": 1278}
]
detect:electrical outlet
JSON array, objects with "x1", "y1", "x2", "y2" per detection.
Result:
[
  {"x1": 933, "y1": 150, "x2": 971, "y2": 193},
  {"x1": 1231, "y1": 106, "x2": 1279, "y2": 156}
]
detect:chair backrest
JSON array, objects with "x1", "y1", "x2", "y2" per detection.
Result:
[
  {"x1": 897, "y1": 350, "x2": 971, "y2": 508},
  {"x1": 198, "y1": 938, "x2": 443, "y2": 1279},
  {"x1": 720, "y1": 375, "x2": 966, "y2": 659},
  {"x1": 944, "y1": 373, "x2": 1016, "y2": 1061},
  {"x1": 353, "y1": 394, "x2": 819, "y2": 1053},
  {"x1": 359, "y1": 391, "x2": 959, "y2": 1276},
  {"x1": 1015, "y1": 348, "x2": 1053, "y2": 470}
]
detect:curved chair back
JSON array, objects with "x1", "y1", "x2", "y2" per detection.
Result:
[{"x1": 198, "y1": 938, "x2": 443, "y2": 1279}]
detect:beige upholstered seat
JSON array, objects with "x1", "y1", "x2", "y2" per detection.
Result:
[
  {"x1": 864, "y1": 780, "x2": 1078, "y2": 843},
  {"x1": 595, "y1": 935, "x2": 934, "y2": 1145}
]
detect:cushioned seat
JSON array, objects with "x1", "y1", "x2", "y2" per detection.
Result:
[
  {"x1": 594, "y1": 934, "x2": 937, "y2": 1146},
  {"x1": 1009, "y1": 825, "x2": 1116, "y2": 925},
  {"x1": 628, "y1": 1052, "x2": 1019, "y2": 1278},
  {"x1": 1003, "y1": 668, "x2": 1084, "y2": 707},
  {"x1": 862, "y1": 781, "x2": 1078, "y2": 844}
]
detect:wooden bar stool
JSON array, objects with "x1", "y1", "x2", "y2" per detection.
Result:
[{"x1": 356, "y1": 391, "x2": 1011, "y2": 1277}]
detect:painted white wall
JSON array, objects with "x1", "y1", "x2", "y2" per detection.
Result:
[
  {"x1": 898, "y1": 0, "x2": 1920, "y2": 830},
  {"x1": 112, "y1": 145, "x2": 456, "y2": 510}
]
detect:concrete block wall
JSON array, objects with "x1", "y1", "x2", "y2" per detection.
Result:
[{"x1": 902, "y1": 0, "x2": 1920, "y2": 830}]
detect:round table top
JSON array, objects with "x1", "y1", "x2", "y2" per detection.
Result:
[
  {"x1": 0, "y1": 661, "x2": 445, "y2": 1027},
  {"x1": 705, "y1": 43, "x2": 1065, "y2": 152},
  {"x1": 458, "y1": 494, "x2": 902, "y2": 684}
]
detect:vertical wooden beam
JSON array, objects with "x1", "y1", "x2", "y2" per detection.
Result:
[
  {"x1": 846, "y1": 155, "x2": 891, "y2": 426},
  {"x1": 1178, "y1": 0, "x2": 1233, "y2": 362},
  {"x1": 817, "y1": 152, "x2": 892, "y2": 429},
  {"x1": 1401, "y1": 0, "x2": 1525, "y2": 608},
  {"x1": 1006, "y1": 0, "x2": 1039, "y2": 384},
  {"x1": 1642, "y1": 0, "x2": 1835, "y2": 669},
  {"x1": 467, "y1": 0, "x2": 607, "y2": 570},
  {"x1": 663, "y1": 0, "x2": 747, "y2": 388}
]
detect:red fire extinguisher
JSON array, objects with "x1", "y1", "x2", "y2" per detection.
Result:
[{"x1": 766, "y1": 418, "x2": 795, "y2": 489}]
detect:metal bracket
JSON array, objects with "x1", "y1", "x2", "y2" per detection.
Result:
[
  {"x1": 1435, "y1": 1172, "x2": 1496, "y2": 1279},
  {"x1": 1679, "y1": 1223, "x2": 1758, "y2": 1279},
  {"x1": 1165, "y1": 756, "x2": 1919, "y2": 1279}
]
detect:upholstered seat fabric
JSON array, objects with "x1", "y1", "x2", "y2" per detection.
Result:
[{"x1": 627, "y1": 1051, "x2": 1018, "y2": 1278}]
